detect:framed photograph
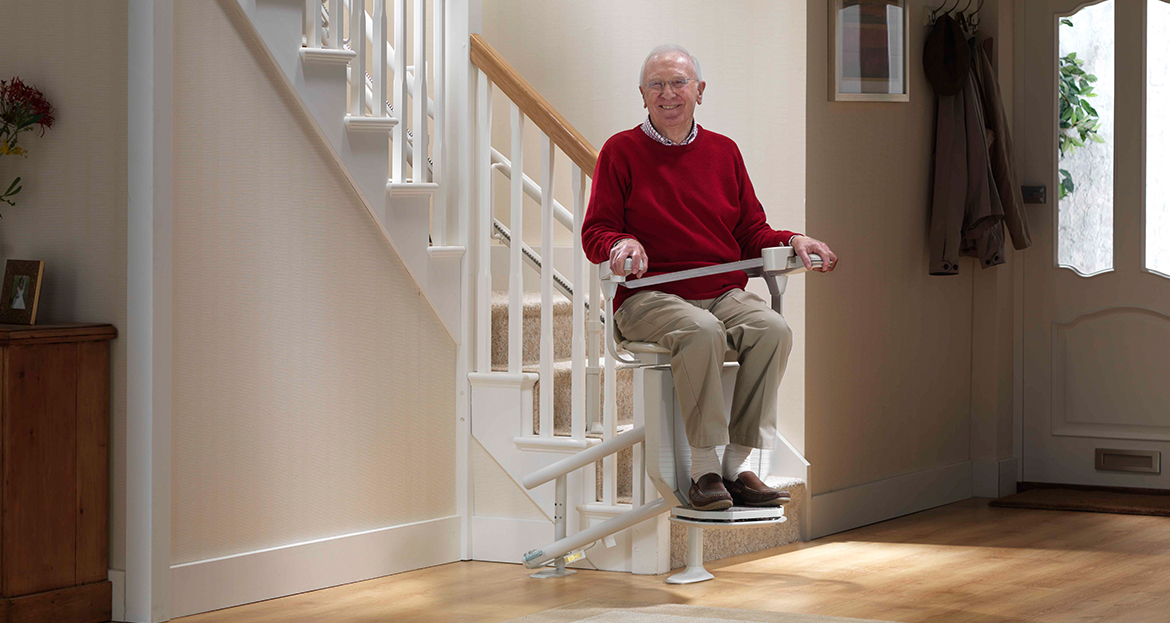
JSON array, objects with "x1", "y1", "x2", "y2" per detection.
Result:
[
  {"x1": 830, "y1": 0, "x2": 911, "y2": 102},
  {"x1": 0, "y1": 259, "x2": 44, "y2": 325}
]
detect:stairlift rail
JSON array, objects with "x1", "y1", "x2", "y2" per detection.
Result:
[{"x1": 522, "y1": 426, "x2": 646, "y2": 490}]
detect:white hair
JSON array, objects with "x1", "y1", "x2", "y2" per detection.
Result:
[{"x1": 639, "y1": 44, "x2": 703, "y2": 85}]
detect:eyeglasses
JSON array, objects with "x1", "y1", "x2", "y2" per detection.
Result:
[{"x1": 643, "y1": 77, "x2": 695, "y2": 92}]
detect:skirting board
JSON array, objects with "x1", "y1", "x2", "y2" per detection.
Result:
[
  {"x1": 471, "y1": 516, "x2": 553, "y2": 564},
  {"x1": 972, "y1": 457, "x2": 1020, "y2": 498},
  {"x1": 109, "y1": 570, "x2": 125, "y2": 622},
  {"x1": 170, "y1": 515, "x2": 460, "y2": 618},
  {"x1": 811, "y1": 461, "x2": 972, "y2": 538}
]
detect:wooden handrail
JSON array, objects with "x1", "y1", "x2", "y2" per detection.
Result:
[{"x1": 470, "y1": 34, "x2": 600, "y2": 176}]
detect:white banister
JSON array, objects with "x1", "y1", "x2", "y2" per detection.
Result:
[
  {"x1": 412, "y1": 0, "x2": 429, "y2": 183},
  {"x1": 475, "y1": 69, "x2": 493, "y2": 374},
  {"x1": 328, "y1": 0, "x2": 343, "y2": 48},
  {"x1": 371, "y1": 0, "x2": 388, "y2": 121},
  {"x1": 349, "y1": 0, "x2": 365, "y2": 116},
  {"x1": 431, "y1": 0, "x2": 445, "y2": 240},
  {"x1": 391, "y1": 0, "x2": 407, "y2": 180},
  {"x1": 308, "y1": 0, "x2": 323, "y2": 47},
  {"x1": 570, "y1": 164, "x2": 586, "y2": 441},
  {"x1": 539, "y1": 134, "x2": 555, "y2": 438},
  {"x1": 508, "y1": 104, "x2": 524, "y2": 379}
]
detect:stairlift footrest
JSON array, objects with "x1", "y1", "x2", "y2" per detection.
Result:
[{"x1": 670, "y1": 505, "x2": 787, "y2": 526}]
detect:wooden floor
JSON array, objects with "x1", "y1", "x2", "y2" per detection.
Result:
[{"x1": 176, "y1": 498, "x2": 1170, "y2": 623}]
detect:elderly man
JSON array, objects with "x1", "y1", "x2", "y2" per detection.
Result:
[{"x1": 581, "y1": 44, "x2": 838, "y2": 511}]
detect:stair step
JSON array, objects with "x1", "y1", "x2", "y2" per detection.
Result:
[{"x1": 491, "y1": 291, "x2": 574, "y2": 368}]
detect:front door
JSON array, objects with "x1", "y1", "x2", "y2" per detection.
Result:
[{"x1": 1019, "y1": 0, "x2": 1170, "y2": 488}]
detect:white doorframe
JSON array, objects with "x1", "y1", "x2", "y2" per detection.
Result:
[{"x1": 127, "y1": 1, "x2": 174, "y2": 621}]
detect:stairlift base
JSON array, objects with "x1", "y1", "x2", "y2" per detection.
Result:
[{"x1": 529, "y1": 565, "x2": 577, "y2": 578}]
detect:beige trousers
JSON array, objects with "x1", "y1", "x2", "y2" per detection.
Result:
[{"x1": 614, "y1": 288, "x2": 792, "y2": 449}]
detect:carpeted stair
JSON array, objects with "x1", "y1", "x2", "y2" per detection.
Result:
[{"x1": 491, "y1": 291, "x2": 804, "y2": 568}]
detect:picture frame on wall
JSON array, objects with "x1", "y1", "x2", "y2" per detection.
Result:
[
  {"x1": 0, "y1": 259, "x2": 45, "y2": 325},
  {"x1": 830, "y1": 0, "x2": 911, "y2": 102}
]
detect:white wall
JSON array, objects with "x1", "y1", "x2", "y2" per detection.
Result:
[
  {"x1": 0, "y1": 0, "x2": 129, "y2": 570},
  {"x1": 480, "y1": 0, "x2": 810, "y2": 450},
  {"x1": 806, "y1": 0, "x2": 984, "y2": 496},
  {"x1": 170, "y1": 0, "x2": 455, "y2": 565}
]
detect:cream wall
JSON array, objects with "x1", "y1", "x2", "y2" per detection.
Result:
[
  {"x1": 481, "y1": 0, "x2": 810, "y2": 448},
  {"x1": 0, "y1": 0, "x2": 129, "y2": 569},
  {"x1": 170, "y1": 1, "x2": 455, "y2": 564},
  {"x1": 806, "y1": 0, "x2": 985, "y2": 495}
]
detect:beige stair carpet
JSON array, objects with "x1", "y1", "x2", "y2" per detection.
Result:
[{"x1": 503, "y1": 600, "x2": 895, "y2": 623}]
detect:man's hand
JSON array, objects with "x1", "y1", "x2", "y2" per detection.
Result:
[
  {"x1": 791, "y1": 235, "x2": 838, "y2": 273},
  {"x1": 610, "y1": 238, "x2": 649, "y2": 277}
]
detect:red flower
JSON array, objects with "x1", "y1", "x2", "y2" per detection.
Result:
[{"x1": 1, "y1": 77, "x2": 55, "y2": 138}]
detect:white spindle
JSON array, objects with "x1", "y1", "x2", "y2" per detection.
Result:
[
  {"x1": 432, "y1": 0, "x2": 445, "y2": 241},
  {"x1": 603, "y1": 340, "x2": 616, "y2": 505},
  {"x1": 570, "y1": 165, "x2": 586, "y2": 441},
  {"x1": 587, "y1": 264, "x2": 601, "y2": 434},
  {"x1": 539, "y1": 135, "x2": 555, "y2": 438},
  {"x1": 307, "y1": 0, "x2": 322, "y2": 47},
  {"x1": 328, "y1": 0, "x2": 342, "y2": 48},
  {"x1": 372, "y1": 0, "x2": 388, "y2": 119},
  {"x1": 392, "y1": 0, "x2": 408, "y2": 180},
  {"x1": 349, "y1": 0, "x2": 365, "y2": 116},
  {"x1": 412, "y1": 0, "x2": 429, "y2": 183},
  {"x1": 476, "y1": 70, "x2": 493, "y2": 374},
  {"x1": 508, "y1": 104, "x2": 524, "y2": 378}
]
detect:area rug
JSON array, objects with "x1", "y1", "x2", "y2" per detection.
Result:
[
  {"x1": 502, "y1": 600, "x2": 896, "y2": 623},
  {"x1": 989, "y1": 486, "x2": 1170, "y2": 517}
]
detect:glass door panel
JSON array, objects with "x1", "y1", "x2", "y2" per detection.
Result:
[
  {"x1": 1147, "y1": 0, "x2": 1170, "y2": 276},
  {"x1": 1058, "y1": 1, "x2": 1115, "y2": 276}
]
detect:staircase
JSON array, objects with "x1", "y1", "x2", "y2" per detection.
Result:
[{"x1": 237, "y1": 0, "x2": 809, "y2": 577}]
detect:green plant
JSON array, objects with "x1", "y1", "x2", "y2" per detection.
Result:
[{"x1": 1058, "y1": 18, "x2": 1105, "y2": 200}]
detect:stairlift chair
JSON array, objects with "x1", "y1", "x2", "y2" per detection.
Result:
[
  {"x1": 600, "y1": 245, "x2": 820, "y2": 584},
  {"x1": 519, "y1": 246, "x2": 818, "y2": 583}
]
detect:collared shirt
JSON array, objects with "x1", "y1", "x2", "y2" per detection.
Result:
[{"x1": 640, "y1": 116, "x2": 699, "y2": 146}]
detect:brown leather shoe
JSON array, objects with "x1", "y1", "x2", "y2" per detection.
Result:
[
  {"x1": 724, "y1": 471, "x2": 790, "y2": 507},
  {"x1": 689, "y1": 473, "x2": 733, "y2": 511}
]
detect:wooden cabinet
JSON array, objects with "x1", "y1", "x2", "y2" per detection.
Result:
[{"x1": 0, "y1": 323, "x2": 116, "y2": 623}]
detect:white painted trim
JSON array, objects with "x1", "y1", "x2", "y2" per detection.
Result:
[
  {"x1": 299, "y1": 47, "x2": 357, "y2": 64},
  {"x1": 127, "y1": 2, "x2": 173, "y2": 621},
  {"x1": 810, "y1": 461, "x2": 972, "y2": 538},
  {"x1": 998, "y1": 457, "x2": 1019, "y2": 497},
  {"x1": 344, "y1": 115, "x2": 399, "y2": 132},
  {"x1": 470, "y1": 516, "x2": 552, "y2": 564},
  {"x1": 971, "y1": 458, "x2": 1000, "y2": 498},
  {"x1": 109, "y1": 570, "x2": 126, "y2": 622},
  {"x1": 170, "y1": 515, "x2": 460, "y2": 619}
]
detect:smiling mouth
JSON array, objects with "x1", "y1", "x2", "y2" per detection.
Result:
[{"x1": 660, "y1": 105, "x2": 680, "y2": 110}]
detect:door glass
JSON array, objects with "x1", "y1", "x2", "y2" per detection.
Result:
[
  {"x1": 1147, "y1": 0, "x2": 1170, "y2": 276},
  {"x1": 1058, "y1": 1, "x2": 1115, "y2": 276}
]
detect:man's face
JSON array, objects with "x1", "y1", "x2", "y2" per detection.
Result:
[{"x1": 640, "y1": 52, "x2": 705, "y2": 137}]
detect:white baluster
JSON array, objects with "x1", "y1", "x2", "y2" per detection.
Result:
[
  {"x1": 349, "y1": 0, "x2": 365, "y2": 116},
  {"x1": 571, "y1": 164, "x2": 586, "y2": 442},
  {"x1": 508, "y1": 104, "x2": 524, "y2": 379},
  {"x1": 432, "y1": 0, "x2": 445, "y2": 242},
  {"x1": 412, "y1": 0, "x2": 429, "y2": 183},
  {"x1": 307, "y1": 0, "x2": 322, "y2": 47},
  {"x1": 603, "y1": 333, "x2": 616, "y2": 505},
  {"x1": 372, "y1": 0, "x2": 388, "y2": 120},
  {"x1": 539, "y1": 134, "x2": 555, "y2": 438},
  {"x1": 587, "y1": 263, "x2": 601, "y2": 434},
  {"x1": 328, "y1": 0, "x2": 342, "y2": 48},
  {"x1": 392, "y1": 0, "x2": 408, "y2": 181},
  {"x1": 476, "y1": 70, "x2": 493, "y2": 374}
]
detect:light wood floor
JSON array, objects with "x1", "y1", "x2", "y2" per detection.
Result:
[{"x1": 176, "y1": 498, "x2": 1170, "y2": 623}]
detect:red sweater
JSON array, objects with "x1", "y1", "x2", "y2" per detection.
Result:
[{"x1": 581, "y1": 125, "x2": 799, "y2": 310}]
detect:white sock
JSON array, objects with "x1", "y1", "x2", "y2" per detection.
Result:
[
  {"x1": 722, "y1": 443, "x2": 754, "y2": 481},
  {"x1": 689, "y1": 445, "x2": 722, "y2": 482}
]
